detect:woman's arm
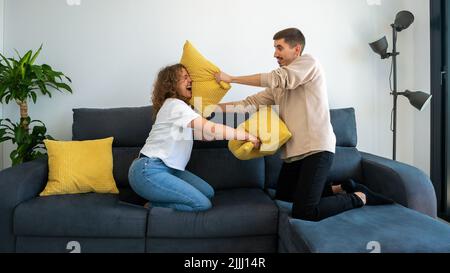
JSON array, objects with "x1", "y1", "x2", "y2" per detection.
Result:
[{"x1": 189, "y1": 117, "x2": 260, "y2": 148}]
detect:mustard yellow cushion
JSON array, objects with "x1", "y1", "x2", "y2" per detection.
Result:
[
  {"x1": 180, "y1": 40, "x2": 231, "y2": 117},
  {"x1": 40, "y1": 137, "x2": 119, "y2": 196},
  {"x1": 228, "y1": 107, "x2": 292, "y2": 160}
]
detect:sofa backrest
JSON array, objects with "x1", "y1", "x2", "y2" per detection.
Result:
[
  {"x1": 328, "y1": 108, "x2": 363, "y2": 183},
  {"x1": 73, "y1": 106, "x2": 152, "y2": 189},
  {"x1": 72, "y1": 106, "x2": 362, "y2": 192}
]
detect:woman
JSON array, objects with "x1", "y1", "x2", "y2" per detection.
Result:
[{"x1": 128, "y1": 64, "x2": 260, "y2": 212}]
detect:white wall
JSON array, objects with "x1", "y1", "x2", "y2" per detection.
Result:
[
  {"x1": 2, "y1": 0, "x2": 431, "y2": 175},
  {"x1": 0, "y1": 0, "x2": 4, "y2": 170},
  {"x1": 410, "y1": 0, "x2": 431, "y2": 176}
]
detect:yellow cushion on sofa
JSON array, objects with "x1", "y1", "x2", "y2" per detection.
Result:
[
  {"x1": 228, "y1": 106, "x2": 292, "y2": 160},
  {"x1": 180, "y1": 40, "x2": 231, "y2": 117},
  {"x1": 40, "y1": 137, "x2": 119, "y2": 196}
]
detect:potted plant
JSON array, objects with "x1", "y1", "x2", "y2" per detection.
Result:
[{"x1": 0, "y1": 45, "x2": 72, "y2": 166}]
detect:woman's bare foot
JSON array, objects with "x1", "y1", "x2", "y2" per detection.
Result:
[{"x1": 354, "y1": 192, "x2": 367, "y2": 205}]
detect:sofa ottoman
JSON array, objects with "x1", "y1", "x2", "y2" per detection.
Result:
[{"x1": 277, "y1": 201, "x2": 450, "y2": 253}]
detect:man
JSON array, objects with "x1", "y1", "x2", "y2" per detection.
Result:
[{"x1": 214, "y1": 28, "x2": 371, "y2": 221}]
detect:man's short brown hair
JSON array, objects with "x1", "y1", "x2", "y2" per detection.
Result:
[{"x1": 273, "y1": 28, "x2": 305, "y2": 53}]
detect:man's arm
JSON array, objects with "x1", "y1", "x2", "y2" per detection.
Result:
[
  {"x1": 216, "y1": 72, "x2": 262, "y2": 87},
  {"x1": 216, "y1": 55, "x2": 318, "y2": 90}
]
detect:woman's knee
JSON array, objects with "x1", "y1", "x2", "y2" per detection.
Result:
[
  {"x1": 204, "y1": 185, "x2": 215, "y2": 199},
  {"x1": 192, "y1": 198, "x2": 212, "y2": 211}
]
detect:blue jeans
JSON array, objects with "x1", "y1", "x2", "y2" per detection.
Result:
[{"x1": 128, "y1": 157, "x2": 214, "y2": 212}]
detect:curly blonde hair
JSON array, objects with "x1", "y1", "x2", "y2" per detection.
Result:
[{"x1": 151, "y1": 64, "x2": 190, "y2": 120}]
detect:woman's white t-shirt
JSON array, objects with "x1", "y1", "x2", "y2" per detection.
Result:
[{"x1": 140, "y1": 98, "x2": 201, "y2": 171}]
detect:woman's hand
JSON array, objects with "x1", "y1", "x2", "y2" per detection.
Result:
[{"x1": 247, "y1": 133, "x2": 261, "y2": 150}]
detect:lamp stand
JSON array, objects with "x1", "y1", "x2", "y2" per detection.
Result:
[{"x1": 390, "y1": 24, "x2": 400, "y2": 161}]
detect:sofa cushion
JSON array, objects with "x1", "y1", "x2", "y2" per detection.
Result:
[
  {"x1": 147, "y1": 188, "x2": 278, "y2": 238},
  {"x1": 40, "y1": 137, "x2": 119, "y2": 196},
  {"x1": 228, "y1": 106, "x2": 292, "y2": 160},
  {"x1": 14, "y1": 193, "x2": 147, "y2": 238},
  {"x1": 277, "y1": 201, "x2": 450, "y2": 253},
  {"x1": 187, "y1": 149, "x2": 265, "y2": 190},
  {"x1": 72, "y1": 106, "x2": 152, "y2": 147},
  {"x1": 330, "y1": 108, "x2": 357, "y2": 147}
]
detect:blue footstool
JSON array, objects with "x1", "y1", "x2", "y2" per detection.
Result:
[{"x1": 277, "y1": 201, "x2": 450, "y2": 253}]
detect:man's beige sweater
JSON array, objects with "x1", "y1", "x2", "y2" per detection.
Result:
[{"x1": 235, "y1": 54, "x2": 336, "y2": 160}]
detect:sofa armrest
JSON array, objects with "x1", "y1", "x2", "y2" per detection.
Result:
[
  {"x1": 360, "y1": 152, "x2": 437, "y2": 218},
  {"x1": 0, "y1": 157, "x2": 48, "y2": 252}
]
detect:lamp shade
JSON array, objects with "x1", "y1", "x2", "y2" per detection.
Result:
[
  {"x1": 369, "y1": 36, "x2": 389, "y2": 59},
  {"x1": 394, "y1": 11, "x2": 415, "y2": 32},
  {"x1": 401, "y1": 90, "x2": 432, "y2": 111}
]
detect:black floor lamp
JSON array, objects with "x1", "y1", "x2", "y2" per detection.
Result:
[{"x1": 369, "y1": 10, "x2": 432, "y2": 161}]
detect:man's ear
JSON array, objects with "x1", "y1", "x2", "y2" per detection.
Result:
[{"x1": 296, "y1": 44, "x2": 302, "y2": 56}]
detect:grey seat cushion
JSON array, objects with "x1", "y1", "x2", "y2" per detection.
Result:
[
  {"x1": 277, "y1": 201, "x2": 450, "y2": 253},
  {"x1": 14, "y1": 193, "x2": 148, "y2": 238},
  {"x1": 147, "y1": 188, "x2": 278, "y2": 238}
]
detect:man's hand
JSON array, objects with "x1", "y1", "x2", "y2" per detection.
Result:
[{"x1": 215, "y1": 71, "x2": 232, "y2": 84}]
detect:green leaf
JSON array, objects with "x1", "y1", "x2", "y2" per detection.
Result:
[
  {"x1": 32, "y1": 125, "x2": 46, "y2": 136},
  {"x1": 0, "y1": 137, "x2": 13, "y2": 142},
  {"x1": 13, "y1": 49, "x2": 22, "y2": 59},
  {"x1": 29, "y1": 44, "x2": 43, "y2": 65},
  {"x1": 0, "y1": 84, "x2": 9, "y2": 103},
  {"x1": 20, "y1": 50, "x2": 32, "y2": 65},
  {"x1": 14, "y1": 128, "x2": 26, "y2": 143},
  {"x1": 0, "y1": 53, "x2": 13, "y2": 69},
  {"x1": 5, "y1": 94, "x2": 11, "y2": 103},
  {"x1": 31, "y1": 65, "x2": 45, "y2": 81},
  {"x1": 30, "y1": 91, "x2": 37, "y2": 103},
  {"x1": 37, "y1": 82, "x2": 50, "y2": 97},
  {"x1": 55, "y1": 82, "x2": 72, "y2": 93}
]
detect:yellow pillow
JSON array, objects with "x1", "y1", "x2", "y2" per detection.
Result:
[
  {"x1": 180, "y1": 40, "x2": 231, "y2": 117},
  {"x1": 40, "y1": 137, "x2": 119, "y2": 196},
  {"x1": 228, "y1": 107, "x2": 292, "y2": 160}
]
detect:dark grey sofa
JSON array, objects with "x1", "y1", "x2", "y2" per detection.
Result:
[{"x1": 0, "y1": 106, "x2": 449, "y2": 253}]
